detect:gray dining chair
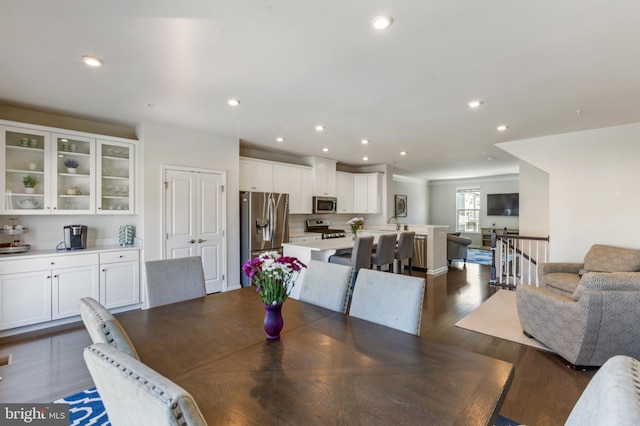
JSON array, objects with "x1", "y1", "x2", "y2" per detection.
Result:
[
  {"x1": 77, "y1": 297, "x2": 140, "y2": 360},
  {"x1": 84, "y1": 343, "x2": 207, "y2": 426},
  {"x1": 371, "y1": 233, "x2": 396, "y2": 272},
  {"x1": 394, "y1": 231, "x2": 415, "y2": 275},
  {"x1": 328, "y1": 236, "x2": 374, "y2": 286},
  {"x1": 145, "y1": 256, "x2": 206, "y2": 308},
  {"x1": 349, "y1": 268, "x2": 425, "y2": 335},
  {"x1": 298, "y1": 260, "x2": 353, "y2": 313}
]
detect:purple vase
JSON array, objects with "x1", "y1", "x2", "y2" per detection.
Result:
[{"x1": 264, "y1": 304, "x2": 284, "y2": 340}]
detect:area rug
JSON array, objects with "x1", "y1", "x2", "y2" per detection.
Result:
[
  {"x1": 54, "y1": 387, "x2": 110, "y2": 426},
  {"x1": 54, "y1": 387, "x2": 520, "y2": 425},
  {"x1": 455, "y1": 290, "x2": 554, "y2": 352},
  {"x1": 466, "y1": 248, "x2": 493, "y2": 265}
]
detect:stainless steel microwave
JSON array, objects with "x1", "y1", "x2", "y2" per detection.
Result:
[{"x1": 312, "y1": 196, "x2": 337, "y2": 214}]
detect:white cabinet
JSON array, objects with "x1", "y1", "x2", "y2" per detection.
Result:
[
  {"x1": 100, "y1": 250, "x2": 140, "y2": 309},
  {"x1": 308, "y1": 157, "x2": 336, "y2": 196},
  {"x1": 0, "y1": 121, "x2": 137, "y2": 215},
  {"x1": 336, "y1": 172, "x2": 355, "y2": 214},
  {"x1": 289, "y1": 234, "x2": 322, "y2": 243},
  {"x1": 273, "y1": 163, "x2": 313, "y2": 214},
  {"x1": 354, "y1": 173, "x2": 381, "y2": 214},
  {"x1": 0, "y1": 270, "x2": 51, "y2": 330},
  {"x1": 52, "y1": 263, "x2": 100, "y2": 320},
  {"x1": 240, "y1": 158, "x2": 273, "y2": 192}
]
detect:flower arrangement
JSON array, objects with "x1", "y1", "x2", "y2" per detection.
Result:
[
  {"x1": 22, "y1": 175, "x2": 38, "y2": 188},
  {"x1": 242, "y1": 251, "x2": 306, "y2": 306},
  {"x1": 347, "y1": 217, "x2": 364, "y2": 237},
  {"x1": 63, "y1": 158, "x2": 79, "y2": 168}
]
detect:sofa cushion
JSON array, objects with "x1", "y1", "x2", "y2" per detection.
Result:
[
  {"x1": 545, "y1": 272, "x2": 581, "y2": 296},
  {"x1": 583, "y1": 244, "x2": 640, "y2": 273}
]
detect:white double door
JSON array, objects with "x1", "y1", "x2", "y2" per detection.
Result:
[{"x1": 164, "y1": 167, "x2": 226, "y2": 294}]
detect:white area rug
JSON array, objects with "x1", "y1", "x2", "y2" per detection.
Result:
[{"x1": 455, "y1": 290, "x2": 554, "y2": 352}]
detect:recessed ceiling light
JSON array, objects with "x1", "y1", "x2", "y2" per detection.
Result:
[
  {"x1": 82, "y1": 55, "x2": 103, "y2": 67},
  {"x1": 467, "y1": 100, "x2": 483, "y2": 108},
  {"x1": 276, "y1": 137, "x2": 285, "y2": 143},
  {"x1": 227, "y1": 99, "x2": 240, "y2": 107},
  {"x1": 322, "y1": 147, "x2": 329, "y2": 152},
  {"x1": 487, "y1": 156, "x2": 495, "y2": 161},
  {"x1": 372, "y1": 15, "x2": 393, "y2": 30},
  {"x1": 315, "y1": 125, "x2": 325, "y2": 132},
  {"x1": 363, "y1": 156, "x2": 369, "y2": 161},
  {"x1": 400, "y1": 151, "x2": 407, "y2": 156},
  {"x1": 361, "y1": 139, "x2": 369, "y2": 145},
  {"x1": 496, "y1": 125, "x2": 508, "y2": 132}
]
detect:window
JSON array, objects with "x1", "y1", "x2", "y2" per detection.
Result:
[{"x1": 456, "y1": 188, "x2": 480, "y2": 232}]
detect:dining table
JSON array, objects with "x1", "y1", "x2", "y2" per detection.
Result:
[{"x1": 118, "y1": 287, "x2": 514, "y2": 425}]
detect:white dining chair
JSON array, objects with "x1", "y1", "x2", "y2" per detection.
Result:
[
  {"x1": 145, "y1": 256, "x2": 206, "y2": 308},
  {"x1": 77, "y1": 297, "x2": 140, "y2": 360},
  {"x1": 84, "y1": 343, "x2": 207, "y2": 426},
  {"x1": 349, "y1": 268, "x2": 426, "y2": 335},
  {"x1": 298, "y1": 260, "x2": 353, "y2": 313}
]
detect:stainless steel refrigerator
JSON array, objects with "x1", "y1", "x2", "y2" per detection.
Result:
[{"x1": 240, "y1": 191, "x2": 289, "y2": 287}]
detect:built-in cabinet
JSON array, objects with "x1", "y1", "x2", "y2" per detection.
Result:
[
  {"x1": 0, "y1": 121, "x2": 137, "y2": 215},
  {"x1": 336, "y1": 172, "x2": 354, "y2": 213},
  {"x1": 239, "y1": 158, "x2": 273, "y2": 192},
  {"x1": 353, "y1": 173, "x2": 381, "y2": 214},
  {"x1": 0, "y1": 248, "x2": 140, "y2": 332},
  {"x1": 273, "y1": 164, "x2": 313, "y2": 214},
  {"x1": 308, "y1": 157, "x2": 337, "y2": 196}
]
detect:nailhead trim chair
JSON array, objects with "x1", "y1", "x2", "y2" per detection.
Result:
[{"x1": 298, "y1": 260, "x2": 353, "y2": 313}]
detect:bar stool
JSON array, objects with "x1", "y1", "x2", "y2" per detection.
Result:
[
  {"x1": 328, "y1": 236, "x2": 374, "y2": 286},
  {"x1": 371, "y1": 233, "x2": 396, "y2": 273},
  {"x1": 394, "y1": 232, "x2": 415, "y2": 275}
]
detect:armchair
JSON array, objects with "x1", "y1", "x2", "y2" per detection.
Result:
[{"x1": 447, "y1": 233, "x2": 472, "y2": 264}]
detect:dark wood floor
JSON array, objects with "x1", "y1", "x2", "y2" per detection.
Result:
[{"x1": 0, "y1": 263, "x2": 594, "y2": 424}]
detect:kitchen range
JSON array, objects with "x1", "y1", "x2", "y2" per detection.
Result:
[{"x1": 305, "y1": 219, "x2": 346, "y2": 239}]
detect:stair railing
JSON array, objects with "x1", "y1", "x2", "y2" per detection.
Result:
[{"x1": 489, "y1": 229, "x2": 550, "y2": 288}]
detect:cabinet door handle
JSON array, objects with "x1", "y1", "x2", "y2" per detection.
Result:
[
  {"x1": 198, "y1": 239, "x2": 207, "y2": 243},
  {"x1": 119, "y1": 255, "x2": 124, "y2": 258},
  {"x1": 188, "y1": 239, "x2": 196, "y2": 244},
  {"x1": 47, "y1": 276, "x2": 51, "y2": 279},
  {"x1": 102, "y1": 269, "x2": 106, "y2": 272},
  {"x1": 54, "y1": 274, "x2": 58, "y2": 278},
  {"x1": 50, "y1": 262, "x2": 55, "y2": 265}
]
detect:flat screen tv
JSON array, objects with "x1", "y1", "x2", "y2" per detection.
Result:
[{"x1": 487, "y1": 193, "x2": 519, "y2": 216}]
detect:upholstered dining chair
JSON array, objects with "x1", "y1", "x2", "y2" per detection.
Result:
[
  {"x1": 349, "y1": 268, "x2": 426, "y2": 335},
  {"x1": 77, "y1": 297, "x2": 140, "y2": 360},
  {"x1": 394, "y1": 231, "x2": 415, "y2": 275},
  {"x1": 84, "y1": 343, "x2": 207, "y2": 426},
  {"x1": 371, "y1": 233, "x2": 396, "y2": 273},
  {"x1": 328, "y1": 236, "x2": 374, "y2": 286},
  {"x1": 298, "y1": 260, "x2": 353, "y2": 313},
  {"x1": 145, "y1": 256, "x2": 206, "y2": 308}
]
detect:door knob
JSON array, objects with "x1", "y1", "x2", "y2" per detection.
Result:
[
  {"x1": 198, "y1": 239, "x2": 207, "y2": 243},
  {"x1": 188, "y1": 239, "x2": 196, "y2": 244}
]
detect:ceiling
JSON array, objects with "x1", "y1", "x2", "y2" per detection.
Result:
[{"x1": 2, "y1": 1, "x2": 639, "y2": 180}]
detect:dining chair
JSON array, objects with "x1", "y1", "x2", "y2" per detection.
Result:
[
  {"x1": 328, "y1": 236, "x2": 374, "y2": 286},
  {"x1": 394, "y1": 231, "x2": 415, "y2": 275},
  {"x1": 77, "y1": 297, "x2": 140, "y2": 360},
  {"x1": 349, "y1": 268, "x2": 425, "y2": 335},
  {"x1": 145, "y1": 256, "x2": 206, "y2": 308},
  {"x1": 371, "y1": 233, "x2": 396, "y2": 272},
  {"x1": 298, "y1": 260, "x2": 353, "y2": 313},
  {"x1": 84, "y1": 343, "x2": 207, "y2": 426}
]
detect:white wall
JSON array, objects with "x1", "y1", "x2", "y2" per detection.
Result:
[
  {"x1": 139, "y1": 121, "x2": 241, "y2": 287},
  {"x1": 429, "y1": 175, "x2": 519, "y2": 246},
  {"x1": 518, "y1": 160, "x2": 549, "y2": 238},
  {"x1": 390, "y1": 175, "x2": 429, "y2": 225},
  {"x1": 498, "y1": 122, "x2": 640, "y2": 262}
]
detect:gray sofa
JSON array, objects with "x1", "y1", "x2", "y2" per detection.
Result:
[
  {"x1": 517, "y1": 244, "x2": 640, "y2": 367},
  {"x1": 447, "y1": 233, "x2": 472, "y2": 264}
]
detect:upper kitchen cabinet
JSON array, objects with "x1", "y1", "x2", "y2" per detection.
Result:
[
  {"x1": 336, "y1": 171, "x2": 354, "y2": 214},
  {"x1": 97, "y1": 140, "x2": 135, "y2": 214},
  {"x1": 240, "y1": 158, "x2": 273, "y2": 192},
  {"x1": 1, "y1": 125, "x2": 51, "y2": 214},
  {"x1": 307, "y1": 157, "x2": 336, "y2": 197},
  {"x1": 353, "y1": 173, "x2": 381, "y2": 214},
  {"x1": 273, "y1": 163, "x2": 313, "y2": 214},
  {"x1": 0, "y1": 120, "x2": 137, "y2": 215}
]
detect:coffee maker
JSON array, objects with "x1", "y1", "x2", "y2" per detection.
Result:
[{"x1": 64, "y1": 225, "x2": 87, "y2": 250}]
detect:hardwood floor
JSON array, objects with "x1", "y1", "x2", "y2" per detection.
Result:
[{"x1": 0, "y1": 263, "x2": 595, "y2": 425}]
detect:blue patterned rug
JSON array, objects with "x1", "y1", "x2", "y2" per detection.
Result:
[
  {"x1": 54, "y1": 387, "x2": 110, "y2": 426},
  {"x1": 55, "y1": 387, "x2": 519, "y2": 425},
  {"x1": 466, "y1": 248, "x2": 493, "y2": 265}
]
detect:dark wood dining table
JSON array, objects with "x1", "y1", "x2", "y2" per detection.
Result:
[{"x1": 118, "y1": 287, "x2": 513, "y2": 425}]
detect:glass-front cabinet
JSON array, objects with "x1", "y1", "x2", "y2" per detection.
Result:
[
  {"x1": 1, "y1": 122, "x2": 136, "y2": 215},
  {"x1": 1, "y1": 126, "x2": 51, "y2": 214},
  {"x1": 97, "y1": 140, "x2": 134, "y2": 214}
]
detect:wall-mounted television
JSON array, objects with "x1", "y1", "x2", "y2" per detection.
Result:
[{"x1": 487, "y1": 193, "x2": 519, "y2": 216}]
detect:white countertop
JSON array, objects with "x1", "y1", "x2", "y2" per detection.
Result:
[
  {"x1": 0, "y1": 245, "x2": 141, "y2": 261},
  {"x1": 283, "y1": 236, "x2": 365, "y2": 251}
]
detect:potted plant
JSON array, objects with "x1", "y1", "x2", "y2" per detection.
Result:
[
  {"x1": 64, "y1": 158, "x2": 79, "y2": 173},
  {"x1": 23, "y1": 175, "x2": 38, "y2": 194}
]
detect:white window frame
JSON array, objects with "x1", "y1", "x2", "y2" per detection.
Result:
[{"x1": 456, "y1": 187, "x2": 481, "y2": 233}]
